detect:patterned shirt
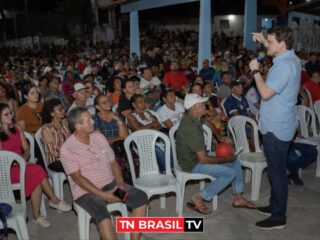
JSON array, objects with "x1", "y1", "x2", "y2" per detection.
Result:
[
  {"x1": 41, "y1": 119, "x2": 70, "y2": 166},
  {"x1": 92, "y1": 114, "x2": 119, "y2": 138},
  {"x1": 60, "y1": 131, "x2": 115, "y2": 200}
]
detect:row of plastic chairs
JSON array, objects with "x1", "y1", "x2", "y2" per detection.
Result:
[{"x1": 0, "y1": 118, "x2": 263, "y2": 240}]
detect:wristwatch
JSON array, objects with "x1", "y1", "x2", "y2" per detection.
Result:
[{"x1": 251, "y1": 69, "x2": 260, "y2": 76}]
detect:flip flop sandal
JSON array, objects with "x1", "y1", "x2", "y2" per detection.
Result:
[
  {"x1": 186, "y1": 200, "x2": 212, "y2": 215},
  {"x1": 232, "y1": 203, "x2": 256, "y2": 209}
]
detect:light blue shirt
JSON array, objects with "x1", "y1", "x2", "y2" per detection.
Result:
[{"x1": 259, "y1": 50, "x2": 301, "y2": 141}]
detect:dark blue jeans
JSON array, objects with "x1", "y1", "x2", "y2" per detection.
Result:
[
  {"x1": 263, "y1": 132, "x2": 290, "y2": 222},
  {"x1": 155, "y1": 146, "x2": 174, "y2": 174},
  {"x1": 287, "y1": 143, "x2": 318, "y2": 179}
]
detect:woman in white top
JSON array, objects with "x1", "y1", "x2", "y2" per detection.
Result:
[
  {"x1": 127, "y1": 94, "x2": 161, "y2": 131},
  {"x1": 157, "y1": 87, "x2": 184, "y2": 129}
]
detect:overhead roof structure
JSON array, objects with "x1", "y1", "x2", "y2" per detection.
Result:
[
  {"x1": 119, "y1": 0, "x2": 258, "y2": 69},
  {"x1": 288, "y1": 0, "x2": 320, "y2": 16}
]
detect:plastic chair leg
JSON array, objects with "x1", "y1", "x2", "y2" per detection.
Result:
[
  {"x1": 16, "y1": 216, "x2": 29, "y2": 240},
  {"x1": 199, "y1": 180, "x2": 205, "y2": 190},
  {"x1": 160, "y1": 195, "x2": 166, "y2": 209},
  {"x1": 316, "y1": 152, "x2": 320, "y2": 177},
  {"x1": 212, "y1": 195, "x2": 218, "y2": 210},
  {"x1": 245, "y1": 169, "x2": 251, "y2": 183},
  {"x1": 251, "y1": 166, "x2": 263, "y2": 201},
  {"x1": 77, "y1": 208, "x2": 90, "y2": 240}
]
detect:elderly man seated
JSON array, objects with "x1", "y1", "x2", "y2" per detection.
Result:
[
  {"x1": 60, "y1": 107, "x2": 148, "y2": 240},
  {"x1": 176, "y1": 94, "x2": 254, "y2": 214}
]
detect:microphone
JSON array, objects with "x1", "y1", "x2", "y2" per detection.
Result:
[{"x1": 256, "y1": 51, "x2": 265, "y2": 63}]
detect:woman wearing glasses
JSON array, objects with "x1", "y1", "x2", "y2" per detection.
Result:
[
  {"x1": 0, "y1": 103, "x2": 71, "y2": 228},
  {"x1": 41, "y1": 98, "x2": 71, "y2": 172}
]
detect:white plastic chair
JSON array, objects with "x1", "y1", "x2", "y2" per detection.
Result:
[
  {"x1": 313, "y1": 100, "x2": 320, "y2": 135},
  {"x1": 24, "y1": 132, "x2": 35, "y2": 163},
  {"x1": 191, "y1": 66, "x2": 198, "y2": 74},
  {"x1": 228, "y1": 116, "x2": 267, "y2": 201},
  {"x1": 169, "y1": 123, "x2": 218, "y2": 215},
  {"x1": 297, "y1": 105, "x2": 320, "y2": 143},
  {"x1": 304, "y1": 88, "x2": 313, "y2": 108},
  {"x1": 112, "y1": 103, "x2": 118, "y2": 113},
  {"x1": 297, "y1": 105, "x2": 320, "y2": 177},
  {"x1": 202, "y1": 124, "x2": 213, "y2": 151},
  {"x1": 67, "y1": 177, "x2": 129, "y2": 240},
  {"x1": 124, "y1": 129, "x2": 182, "y2": 216},
  {"x1": 35, "y1": 128, "x2": 67, "y2": 201},
  {"x1": 0, "y1": 150, "x2": 29, "y2": 240},
  {"x1": 23, "y1": 132, "x2": 47, "y2": 218},
  {"x1": 221, "y1": 98, "x2": 227, "y2": 116}
]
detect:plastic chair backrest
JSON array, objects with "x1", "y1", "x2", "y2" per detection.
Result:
[
  {"x1": 124, "y1": 130, "x2": 171, "y2": 183},
  {"x1": 221, "y1": 98, "x2": 227, "y2": 116},
  {"x1": 228, "y1": 115, "x2": 261, "y2": 154},
  {"x1": 297, "y1": 105, "x2": 318, "y2": 138},
  {"x1": 304, "y1": 88, "x2": 313, "y2": 108},
  {"x1": 34, "y1": 128, "x2": 50, "y2": 172},
  {"x1": 112, "y1": 104, "x2": 118, "y2": 113},
  {"x1": 314, "y1": 100, "x2": 320, "y2": 134},
  {"x1": 202, "y1": 124, "x2": 212, "y2": 151},
  {"x1": 24, "y1": 132, "x2": 35, "y2": 163},
  {"x1": 0, "y1": 151, "x2": 26, "y2": 207},
  {"x1": 168, "y1": 122, "x2": 181, "y2": 172}
]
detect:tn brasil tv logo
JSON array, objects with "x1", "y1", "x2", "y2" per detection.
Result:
[{"x1": 116, "y1": 217, "x2": 204, "y2": 233}]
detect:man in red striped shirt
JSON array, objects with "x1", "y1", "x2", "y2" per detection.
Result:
[{"x1": 61, "y1": 107, "x2": 148, "y2": 240}]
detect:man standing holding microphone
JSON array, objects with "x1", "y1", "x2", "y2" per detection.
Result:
[{"x1": 249, "y1": 26, "x2": 301, "y2": 230}]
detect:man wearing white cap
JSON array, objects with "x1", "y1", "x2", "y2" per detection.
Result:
[
  {"x1": 68, "y1": 83, "x2": 95, "y2": 116},
  {"x1": 176, "y1": 94, "x2": 254, "y2": 214}
]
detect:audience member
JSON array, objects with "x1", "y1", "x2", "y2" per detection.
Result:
[
  {"x1": 60, "y1": 107, "x2": 148, "y2": 240},
  {"x1": 176, "y1": 94, "x2": 255, "y2": 214},
  {"x1": 0, "y1": 103, "x2": 71, "y2": 227},
  {"x1": 68, "y1": 83, "x2": 95, "y2": 115},
  {"x1": 16, "y1": 82, "x2": 43, "y2": 133},
  {"x1": 157, "y1": 86, "x2": 185, "y2": 129},
  {"x1": 41, "y1": 98, "x2": 71, "y2": 172}
]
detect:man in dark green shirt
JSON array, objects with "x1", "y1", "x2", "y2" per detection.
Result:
[{"x1": 176, "y1": 94, "x2": 255, "y2": 214}]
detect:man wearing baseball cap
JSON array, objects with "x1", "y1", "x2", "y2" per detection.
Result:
[
  {"x1": 176, "y1": 94, "x2": 254, "y2": 214},
  {"x1": 68, "y1": 83, "x2": 95, "y2": 115},
  {"x1": 224, "y1": 80, "x2": 255, "y2": 118}
]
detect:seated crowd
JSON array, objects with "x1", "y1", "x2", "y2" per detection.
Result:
[{"x1": 0, "y1": 30, "x2": 319, "y2": 239}]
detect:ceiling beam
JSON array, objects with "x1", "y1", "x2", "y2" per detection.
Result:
[{"x1": 121, "y1": 0, "x2": 199, "y2": 13}]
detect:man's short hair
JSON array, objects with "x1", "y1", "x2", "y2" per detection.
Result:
[
  {"x1": 67, "y1": 107, "x2": 88, "y2": 133},
  {"x1": 268, "y1": 26, "x2": 294, "y2": 50},
  {"x1": 142, "y1": 67, "x2": 151, "y2": 74},
  {"x1": 121, "y1": 78, "x2": 133, "y2": 90},
  {"x1": 221, "y1": 71, "x2": 230, "y2": 79}
]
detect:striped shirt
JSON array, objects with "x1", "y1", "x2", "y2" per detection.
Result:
[
  {"x1": 41, "y1": 119, "x2": 70, "y2": 166},
  {"x1": 60, "y1": 131, "x2": 115, "y2": 200}
]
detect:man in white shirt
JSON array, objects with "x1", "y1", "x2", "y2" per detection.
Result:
[
  {"x1": 139, "y1": 67, "x2": 161, "y2": 93},
  {"x1": 68, "y1": 83, "x2": 96, "y2": 115}
]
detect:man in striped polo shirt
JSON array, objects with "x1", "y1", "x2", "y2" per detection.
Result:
[{"x1": 60, "y1": 107, "x2": 148, "y2": 240}]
